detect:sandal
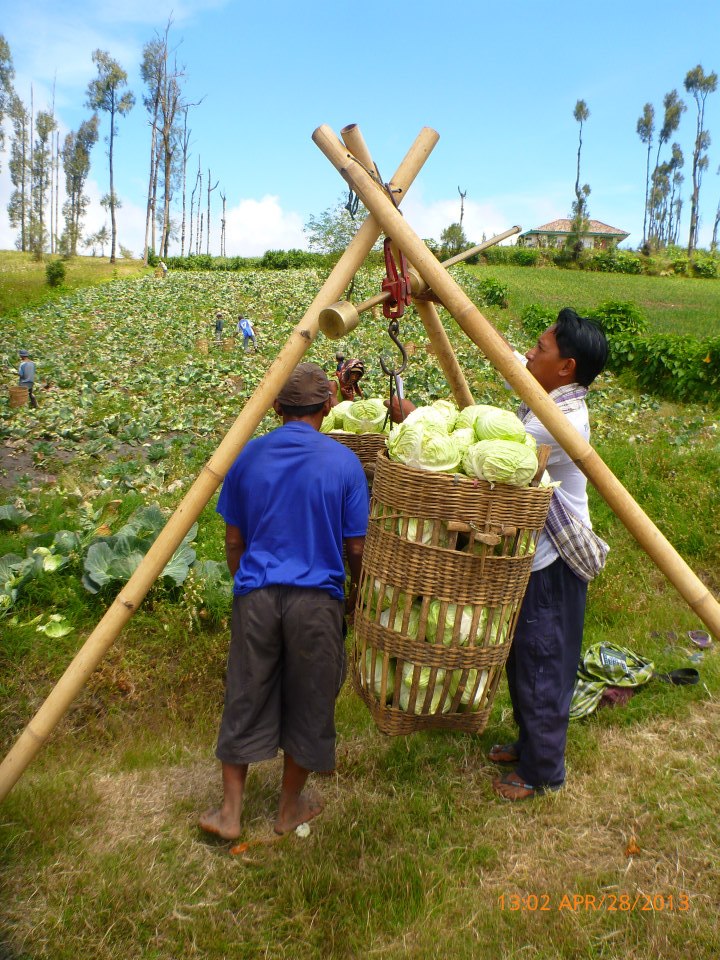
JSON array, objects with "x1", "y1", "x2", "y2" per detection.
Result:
[
  {"x1": 492, "y1": 770, "x2": 563, "y2": 802},
  {"x1": 488, "y1": 742, "x2": 519, "y2": 764}
]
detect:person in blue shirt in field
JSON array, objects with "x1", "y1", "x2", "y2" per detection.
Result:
[
  {"x1": 18, "y1": 350, "x2": 38, "y2": 409},
  {"x1": 237, "y1": 314, "x2": 257, "y2": 353},
  {"x1": 199, "y1": 362, "x2": 368, "y2": 840}
]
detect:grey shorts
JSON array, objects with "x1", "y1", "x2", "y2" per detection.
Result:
[{"x1": 216, "y1": 586, "x2": 346, "y2": 772}]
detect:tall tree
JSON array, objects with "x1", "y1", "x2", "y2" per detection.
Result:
[
  {"x1": 85, "y1": 50, "x2": 135, "y2": 263},
  {"x1": 141, "y1": 35, "x2": 165, "y2": 262},
  {"x1": 61, "y1": 114, "x2": 100, "y2": 255},
  {"x1": 28, "y1": 109, "x2": 56, "y2": 257},
  {"x1": 0, "y1": 34, "x2": 15, "y2": 169},
  {"x1": 568, "y1": 99, "x2": 591, "y2": 257},
  {"x1": 684, "y1": 64, "x2": 717, "y2": 255},
  {"x1": 7, "y1": 93, "x2": 30, "y2": 251},
  {"x1": 304, "y1": 194, "x2": 370, "y2": 253},
  {"x1": 636, "y1": 103, "x2": 654, "y2": 247},
  {"x1": 647, "y1": 90, "x2": 685, "y2": 246},
  {"x1": 206, "y1": 169, "x2": 218, "y2": 255}
]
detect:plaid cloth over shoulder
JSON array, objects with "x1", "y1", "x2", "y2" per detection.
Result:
[{"x1": 519, "y1": 385, "x2": 609, "y2": 583}]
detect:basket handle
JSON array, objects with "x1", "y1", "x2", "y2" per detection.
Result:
[{"x1": 530, "y1": 444, "x2": 551, "y2": 487}]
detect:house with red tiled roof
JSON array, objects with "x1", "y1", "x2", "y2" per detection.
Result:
[{"x1": 518, "y1": 219, "x2": 630, "y2": 250}]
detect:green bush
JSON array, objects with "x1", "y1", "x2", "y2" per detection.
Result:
[
  {"x1": 690, "y1": 254, "x2": 719, "y2": 279},
  {"x1": 587, "y1": 249, "x2": 642, "y2": 274},
  {"x1": 477, "y1": 276, "x2": 510, "y2": 308},
  {"x1": 521, "y1": 303, "x2": 557, "y2": 340},
  {"x1": 587, "y1": 300, "x2": 648, "y2": 337},
  {"x1": 45, "y1": 259, "x2": 66, "y2": 288},
  {"x1": 609, "y1": 333, "x2": 720, "y2": 403}
]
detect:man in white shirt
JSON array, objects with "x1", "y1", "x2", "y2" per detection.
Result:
[{"x1": 490, "y1": 308, "x2": 608, "y2": 800}]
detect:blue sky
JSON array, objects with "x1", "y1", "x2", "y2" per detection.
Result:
[{"x1": 3, "y1": 0, "x2": 720, "y2": 257}]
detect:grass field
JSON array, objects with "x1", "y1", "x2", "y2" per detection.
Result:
[
  {"x1": 1, "y1": 258, "x2": 719, "y2": 959},
  {"x1": 466, "y1": 262, "x2": 720, "y2": 339},
  {"x1": 0, "y1": 250, "x2": 149, "y2": 317}
]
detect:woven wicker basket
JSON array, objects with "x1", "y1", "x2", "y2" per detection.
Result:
[
  {"x1": 353, "y1": 450, "x2": 553, "y2": 735},
  {"x1": 331, "y1": 432, "x2": 387, "y2": 467}
]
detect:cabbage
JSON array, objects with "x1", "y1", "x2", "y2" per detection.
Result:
[
  {"x1": 403, "y1": 405, "x2": 451, "y2": 433},
  {"x1": 344, "y1": 398, "x2": 387, "y2": 434},
  {"x1": 363, "y1": 649, "x2": 396, "y2": 703},
  {"x1": 398, "y1": 517, "x2": 449, "y2": 546},
  {"x1": 453, "y1": 404, "x2": 496, "y2": 432},
  {"x1": 331, "y1": 400, "x2": 354, "y2": 428},
  {"x1": 452, "y1": 668, "x2": 489, "y2": 711},
  {"x1": 387, "y1": 421, "x2": 462, "y2": 473},
  {"x1": 430, "y1": 399, "x2": 459, "y2": 430},
  {"x1": 398, "y1": 662, "x2": 452, "y2": 714},
  {"x1": 481, "y1": 607, "x2": 512, "y2": 645},
  {"x1": 320, "y1": 412, "x2": 335, "y2": 433},
  {"x1": 523, "y1": 432, "x2": 537, "y2": 451},
  {"x1": 380, "y1": 601, "x2": 421, "y2": 638},
  {"x1": 462, "y1": 439, "x2": 538, "y2": 487},
  {"x1": 361, "y1": 578, "x2": 407, "y2": 618},
  {"x1": 451, "y1": 427, "x2": 476, "y2": 455},
  {"x1": 425, "y1": 600, "x2": 475, "y2": 645},
  {"x1": 473, "y1": 407, "x2": 527, "y2": 444}
]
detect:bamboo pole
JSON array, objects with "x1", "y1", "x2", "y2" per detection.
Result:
[
  {"x1": 0, "y1": 127, "x2": 440, "y2": 804},
  {"x1": 312, "y1": 123, "x2": 720, "y2": 640},
  {"x1": 413, "y1": 299, "x2": 474, "y2": 408}
]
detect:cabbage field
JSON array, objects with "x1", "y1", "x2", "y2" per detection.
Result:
[{"x1": 1, "y1": 266, "x2": 719, "y2": 960}]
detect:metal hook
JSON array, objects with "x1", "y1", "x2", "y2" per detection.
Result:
[{"x1": 379, "y1": 319, "x2": 408, "y2": 377}]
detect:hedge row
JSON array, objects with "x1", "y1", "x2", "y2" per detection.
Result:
[
  {"x1": 520, "y1": 300, "x2": 719, "y2": 404},
  {"x1": 483, "y1": 244, "x2": 720, "y2": 278}
]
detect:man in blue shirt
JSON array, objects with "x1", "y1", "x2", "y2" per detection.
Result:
[
  {"x1": 199, "y1": 362, "x2": 369, "y2": 840},
  {"x1": 237, "y1": 314, "x2": 257, "y2": 353},
  {"x1": 18, "y1": 350, "x2": 38, "y2": 409}
]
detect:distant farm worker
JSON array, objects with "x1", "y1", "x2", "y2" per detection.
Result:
[
  {"x1": 334, "y1": 357, "x2": 365, "y2": 404},
  {"x1": 18, "y1": 349, "x2": 38, "y2": 409},
  {"x1": 158, "y1": 259, "x2": 168, "y2": 278},
  {"x1": 199, "y1": 362, "x2": 369, "y2": 840},
  {"x1": 237, "y1": 314, "x2": 257, "y2": 353},
  {"x1": 385, "y1": 308, "x2": 609, "y2": 801},
  {"x1": 214, "y1": 312, "x2": 224, "y2": 341}
]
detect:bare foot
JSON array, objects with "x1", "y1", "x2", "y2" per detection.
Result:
[
  {"x1": 274, "y1": 788, "x2": 324, "y2": 835},
  {"x1": 198, "y1": 807, "x2": 242, "y2": 841}
]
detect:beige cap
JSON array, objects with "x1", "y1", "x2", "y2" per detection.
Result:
[{"x1": 277, "y1": 362, "x2": 332, "y2": 406}]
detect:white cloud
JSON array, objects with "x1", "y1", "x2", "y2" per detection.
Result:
[{"x1": 223, "y1": 196, "x2": 306, "y2": 257}]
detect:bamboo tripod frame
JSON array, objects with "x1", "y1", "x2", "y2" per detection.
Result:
[
  {"x1": 1, "y1": 123, "x2": 718, "y2": 804},
  {"x1": 0, "y1": 126, "x2": 441, "y2": 803},
  {"x1": 311, "y1": 123, "x2": 720, "y2": 641}
]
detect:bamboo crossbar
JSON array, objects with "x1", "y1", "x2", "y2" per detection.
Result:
[
  {"x1": 311, "y1": 123, "x2": 720, "y2": 641},
  {"x1": 0, "y1": 127, "x2": 440, "y2": 803}
]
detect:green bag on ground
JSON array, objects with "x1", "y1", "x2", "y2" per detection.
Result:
[{"x1": 569, "y1": 642, "x2": 655, "y2": 720}]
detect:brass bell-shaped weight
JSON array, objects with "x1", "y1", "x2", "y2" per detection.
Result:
[{"x1": 318, "y1": 300, "x2": 361, "y2": 339}]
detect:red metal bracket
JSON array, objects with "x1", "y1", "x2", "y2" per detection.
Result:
[{"x1": 381, "y1": 238, "x2": 412, "y2": 319}]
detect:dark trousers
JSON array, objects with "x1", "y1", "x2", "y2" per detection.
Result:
[
  {"x1": 27, "y1": 385, "x2": 38, "y2": 409},
  {"x1": 505, "y1": 558, "x2": 587, "y2": 788}
]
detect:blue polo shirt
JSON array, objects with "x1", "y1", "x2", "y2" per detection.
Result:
[{"x1": 217, "y1": 422, "x2": 369, "y2": 599}]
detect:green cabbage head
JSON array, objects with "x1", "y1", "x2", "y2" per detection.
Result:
[
  {"x1": 388, "y1": 421, "x2": 462, "y2": 473},
  {"x1": 380, "y1": 601, "x2": 422, "y2": 638},
  {"x1": 426, "y1": 600, "x2": 475, "y2": 645},
  {"x1": 344, "y1": 398, "x2": 387, "y2": 434},
  {"x1": 398, "y1": 662, "x2": 452, "y2": 714},
  {"x1": 364, "y1": 649, "x2": 396, "y2": 703},
  {"x1": 403, "y1": 405, "x2": 451, "y2": 433},
  {"x1": 462, "y1": 439, "x2": 538, "y2": 486},
  {"x1": 453, "y1": 404, "x2": 496, "y2": 432},
  {"x1": 473, "y1": 407, "x2": 527, "y2": 444},
  {"x1": 331, "y1": 400, "x2": 354, "y2": 428},
  {"x1": 430, "y1": 399, "x2": 459, "y2": 430}
]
